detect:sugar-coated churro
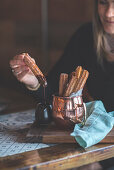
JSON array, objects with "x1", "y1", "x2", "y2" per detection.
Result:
[
  {"x1": 64, "y1": 75, "x2": 77, "y2": 97},
  {"x1": 74, "y1": 69, "x2": 89, "y2": 93},
  {"x1": 59, "y1": 73, "x2": 68, "y2": 96},
  {"x1": 23, "y1": 53, "x2": 47, "y2": 87},
  {"x1": 62, "y1": 66, "x2": 89, "y2": 96}
]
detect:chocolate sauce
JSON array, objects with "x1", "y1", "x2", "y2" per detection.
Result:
[
  {"x1": 36, "y1": 75, "x2": 47, "y2": 88},
  {"x1": 43, "y1": 86, "x2": 46, "y2": 104},
  {"x1": 35, "y1": 103, "x2": 52, "y2": 126}
]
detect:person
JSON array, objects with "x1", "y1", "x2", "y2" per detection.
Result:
[
  {"x1": 10, "y1": 0, "x2": 114, "y2": 112},
  {"x1": 9, "y1": 0, "x2": 114, "y2": 169}
]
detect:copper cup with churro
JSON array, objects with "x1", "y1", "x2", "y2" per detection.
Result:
[
  {"x1": 52, "y1": 95, "x2": 86, "y2": 129},
  {"x1": 52, "y1": 66, "x2": 89, "y2": 129}
]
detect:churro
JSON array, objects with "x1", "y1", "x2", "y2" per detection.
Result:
[
  {"x1": 23, "y1": 53, "x2": 47, "y2": 87},
  {"x1": 59, "y1": 73, "x2": 68, "y2": 96}
]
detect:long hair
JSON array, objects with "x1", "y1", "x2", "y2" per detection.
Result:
[{"x1": 93, "y1": 0, "x2": 106, "y2": 66}]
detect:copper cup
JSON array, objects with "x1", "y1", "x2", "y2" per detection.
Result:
[{"x1": 52, "y1": 95, "x2": 86, "y2": 129}]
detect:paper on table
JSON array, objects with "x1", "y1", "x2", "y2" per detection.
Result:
[{"x1": 0, "y1": 109, "x2": 52, "y2": 157}]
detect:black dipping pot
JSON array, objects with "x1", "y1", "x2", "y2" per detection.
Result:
[{"x1": 35, "y1": 103, "x2": 52, "y2": 125}]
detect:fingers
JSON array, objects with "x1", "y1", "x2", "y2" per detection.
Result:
[
  {"x1": 10, "y1": 53, "x2": 37, "y2": 86},
  {"x1": 12, "y1": 65, "x2": 29, "y2": 76},
  {"x1": 10, "y1": 55, "x2": 25, "y2": 68},
  {"x1": 10, "y1": 53, "x2": 35, "y2": 69},
  {"x1": 22, "y1": 53, "x2": 35, "y2": 63},
  {"x1": 14, "y1": 53, "x2": 25, "y2": 60},
  {"x1": 12, "y1": 66, "x2": 31, "y2": 82},
  {"x1": 16, "y1": 70, "x2": 30, "y2": 82}
]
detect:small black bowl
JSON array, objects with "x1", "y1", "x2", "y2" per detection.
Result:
[{"x1": 35, "y1": 103, "x2": 52, "y2": 126}]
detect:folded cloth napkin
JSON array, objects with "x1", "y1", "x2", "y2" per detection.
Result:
[{"x1": 71, "y1": 100, "x2": 114, "y2": 148}]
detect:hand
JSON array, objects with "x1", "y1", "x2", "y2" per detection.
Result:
[{"x1": 9, "y1": 53, "x2": 39, "y2": 89}]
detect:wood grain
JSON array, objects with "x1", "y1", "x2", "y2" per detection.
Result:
[
  {"x1": 27, "y1": 123, "x2": 114, "y2": 144},
  {"x1": 0, "y1": 87, "x2": 114, "y2": 170},
  {"x1": 0, "y1": 143, "x2": 114, "y2": 170}
]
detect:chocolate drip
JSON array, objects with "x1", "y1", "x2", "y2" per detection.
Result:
[{"x1": 36, "y1": 75, "x2": 47, "y2": 87}]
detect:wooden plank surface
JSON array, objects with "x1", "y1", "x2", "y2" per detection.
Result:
[
  {"x1": 27, "y1": 122, "x2": 114, "y2": 143},
  {"x1": 0, "y1": 143, "x2": 114, "y2": 170},
  {"x1": 0, "y1": 87, "x2": 114, "y2": 169}
]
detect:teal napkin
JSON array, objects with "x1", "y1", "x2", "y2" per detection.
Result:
[{"x1": 71, "y1": 101, "x2": 114, "y2": 148}]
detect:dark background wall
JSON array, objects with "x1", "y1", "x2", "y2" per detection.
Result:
[{"x1": 0, "y1": 0, "x2": 93, "y2": 92}]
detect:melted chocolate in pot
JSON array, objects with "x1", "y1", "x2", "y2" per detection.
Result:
[{"x1": 35, "y1": 82, "x2": 52, "y2": 126}]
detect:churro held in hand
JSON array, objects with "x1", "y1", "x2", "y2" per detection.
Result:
[{"x1": 23, "y1": 53, "x2": 47, "y2": 87}]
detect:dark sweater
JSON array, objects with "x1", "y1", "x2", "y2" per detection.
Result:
[{"x1": 31, "y1": 22, "x2": 114, "y2": 112}]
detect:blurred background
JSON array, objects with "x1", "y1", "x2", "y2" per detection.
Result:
[{"x1": 0, "y1": 0, "x2": 93, "y2": 93}]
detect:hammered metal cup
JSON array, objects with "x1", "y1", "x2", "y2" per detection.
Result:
[{"x1": 52, "y1": 95, "x2": 86, "y2": 129}]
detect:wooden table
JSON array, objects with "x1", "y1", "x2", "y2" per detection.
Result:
[
  {"x1": 0, "y1": 88, "x2": 114, "y2": 169},
  {"x1": 0, "y1": 143, "x2": 114, "y2": 169}
]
